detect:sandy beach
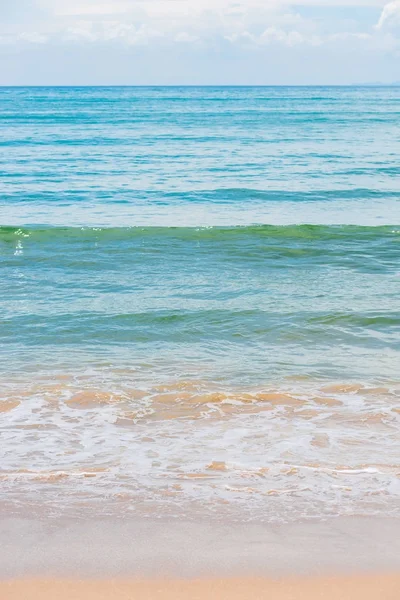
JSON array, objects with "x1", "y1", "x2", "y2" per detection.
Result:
[
  {"x1": 2, "y1": 85, "x2": 400, "y2": 600},
  {"x1": 1, "y1": 516, "x2": 400, "y2": 598},
  {"x1": 3, "y1": 575, "x2": 400, "y2": 600}
]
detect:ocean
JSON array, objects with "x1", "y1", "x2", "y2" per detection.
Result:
[{"x1": 1, "y1": 86, "x2": 400, "y2": 522}]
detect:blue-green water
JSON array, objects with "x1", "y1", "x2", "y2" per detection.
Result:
[
  {"x1": 2, "y1": 223, "x2": 400, "y2": 382},
  {"x1": 0, "y1": 87, "x2": 399, "y2": 521}
]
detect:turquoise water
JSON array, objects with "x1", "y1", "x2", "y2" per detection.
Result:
[
  {"x1": 2, "y1": 224, "x2": 400, "y2": 383},
  {"x1": 1, "y1": 87, "x2": 400, "y2": 521}
]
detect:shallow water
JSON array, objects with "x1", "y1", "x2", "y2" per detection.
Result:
[{"x1": 0, "y1": 86, "x2": 399, "y2": 521}]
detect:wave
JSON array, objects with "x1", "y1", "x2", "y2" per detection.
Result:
[
  {"x1": 2, "y1": 188, "x2": 400, "y2": 203},
  {"x1": 3, "y1": 310, "x2": 399, "y2": 349},
  {"x1": 1, "y1": 223, "x2": 399, "y2": 244}
]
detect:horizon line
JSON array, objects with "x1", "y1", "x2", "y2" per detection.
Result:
[{"x1": 1, "y1": 83, "x2": 400, "y2": 88}]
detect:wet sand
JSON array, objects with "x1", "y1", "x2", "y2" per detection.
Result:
[
  {"x1": 1, "y1": 515, "x2": 400, "y2": 577},
  {"x1": 1, "y1": 516, "x2": 400, "y2": 599},
  {"x1": 2, "y1": 575, "x2": 400, "y2": 600}
]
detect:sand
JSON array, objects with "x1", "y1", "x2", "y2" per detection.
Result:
[
  {"x1": 2, "y1": 515, "x2": 400, "y2": 579},
  {"x1": 2, "y1": 575, "x2": 400, "y2": 600},
  {"x1": 1, "y1": 516, "x2": 400, "y2": 599}
]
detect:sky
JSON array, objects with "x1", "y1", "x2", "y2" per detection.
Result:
[{"x1": 0, "y1": 0, "x2": 399, "y2": 84}]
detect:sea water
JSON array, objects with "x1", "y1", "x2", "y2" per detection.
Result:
[{"x1": 0, "y1": 86, "x2": 399, "y2": 521}]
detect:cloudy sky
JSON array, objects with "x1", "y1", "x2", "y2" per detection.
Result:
[{"x1": 0, "y1": 0, "x2": 399, "y2": 84}]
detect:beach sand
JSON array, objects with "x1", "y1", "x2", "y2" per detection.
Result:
[
  {"x1": 2, "y1": 575, "x2": 400, "y2": 600},
  {"x1": 1, "y1": 516, "x2": 400, "y2": 598}
]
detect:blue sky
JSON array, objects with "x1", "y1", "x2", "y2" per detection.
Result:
[{"x1": 0, "y1": 1, "x2": 399, "y2": 84}]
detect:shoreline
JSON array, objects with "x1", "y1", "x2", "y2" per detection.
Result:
[
  {"x1": 3, "y1": 575, "x2": 400, "y2": 600},
  {"x1": 1, "y1": 515, "x2": 400, "y2": 579}
]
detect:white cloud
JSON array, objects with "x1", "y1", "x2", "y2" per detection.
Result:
[
  {"x1": 226, "y1": 27, "x2": 320, "y2": 46},
  {"x1": 174, "y1": 32, "x2": 199, "y2": 43},
  {"x1": 64, "y1": 21, "x2": 164, "y2": 45},
  {"x1": 376, "y1": 0, "x2": 400, "y2": 28},
  {"x1": 54, "y1": 2, "x2": 136, "y2": 16},
  {"x1": 0, "y1": 0, "x2": 399, "y2": 84},
  {"x1": 225, "y1": 27, "x2": 380, "y2": 48},
  {"x1": 260, "y1": 28, "x2": 305, "y2": 45},
  {"x1": 18, "y1": 31, "x2": 48, "y2": 43}
]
